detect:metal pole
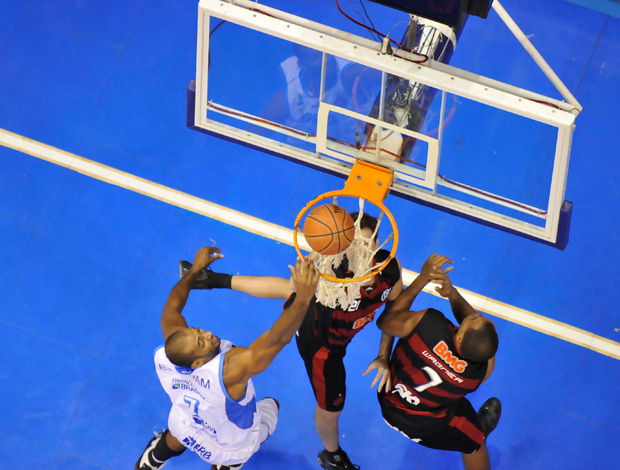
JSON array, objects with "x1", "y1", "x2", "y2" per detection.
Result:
[{"x1": 492, "y1": 0, "x2": 582, "y2": 112}]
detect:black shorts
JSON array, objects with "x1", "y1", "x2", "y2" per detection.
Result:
[
  {"x1": 378, "y1": 395, "x2": 484, "y2": 454},
  {"x1": 295, "y1": 310, "x2": 346, "y2": 412}
]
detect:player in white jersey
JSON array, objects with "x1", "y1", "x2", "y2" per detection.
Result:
[{"x1": 135, "y1": 246, "x2": 319, "y2": 470}]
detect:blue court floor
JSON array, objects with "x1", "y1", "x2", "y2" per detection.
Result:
[{"x1": 0, "y1": 1, "x2": 619, "y2": 469}]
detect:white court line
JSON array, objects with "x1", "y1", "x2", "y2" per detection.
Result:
[{"x1": 2, "y1": 127, "x2": 619, "y2": 361}]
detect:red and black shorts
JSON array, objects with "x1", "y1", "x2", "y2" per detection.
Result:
[
  {"x1": 378, "y1": 395, "x2": 484, "y2": 454},
  {"x1": 295, "y1": 316, "x2": 346, "y2": 412}
]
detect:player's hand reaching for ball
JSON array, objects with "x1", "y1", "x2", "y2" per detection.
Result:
[
  {"x1": 289, "y1": 258, "x2": 320, "y2": 303},
  {"x1": 434, "y1": 271, "x2": 455, "y2": 298},
  {"x1": 191, "y1": 246, "x2": 224, "y2": 272},
  {"x1": 419, "y1": 254, "x2": 454, "y2": 284}
]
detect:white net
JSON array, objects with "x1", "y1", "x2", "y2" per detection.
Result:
[{"x1": 313, "y1": 199, "x2": 393, "y2": 309}]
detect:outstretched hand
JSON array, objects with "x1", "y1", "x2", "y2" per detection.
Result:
[
  {"x1": 434, "y1": 271, "x2": 455, "y2": 298},
  {"x1": 362, "y1": 356, "x2": 392, "y2": 393},
  {"x1": 192, "y1": 246, "x2": 224, "y2": 272},
  {"x1": 419, "y1": 254, "x2": 454, "y2": 284},
  {"x1": 289, "y1": 257, "x2": 320, "y2": 302}
]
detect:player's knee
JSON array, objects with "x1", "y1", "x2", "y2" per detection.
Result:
[
  {"x1": 315, "y1": 405, "x2": 342, "y2": 421},
  {"x1": 257, "y1": 397, "x2": 279, "y2": 434}
]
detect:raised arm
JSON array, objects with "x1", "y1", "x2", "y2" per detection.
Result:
[
  {"x1": 161, "y1": 247, "x2": 223, "y2": 341},
  {"x1": 224, "y1": 258, "x2": 320, "y2": 399},
  {"x1": 377, "y1": 254, "x2": 453, "y2": 338},
  {"x1": 436, "y1": 271, "x2": 496, "y2": 380},
  {"x1": 362, "y1": 259, "x2": 404, "y2": 392}
]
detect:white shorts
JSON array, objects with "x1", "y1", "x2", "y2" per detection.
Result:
[{"x1": 169, "y1": 398, "x2": 279, "y2": 466}]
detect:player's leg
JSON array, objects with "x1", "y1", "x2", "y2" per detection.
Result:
[
  {"x1": 295, "y1": 334, "x2": 344, "y2": 451},
  {"x1": 295, "y1": 324, "x2": 357, "y2": 469},
  {"x1": 379, "y1": 394, "x2": 498, "y2": 470},
  {"x1": 135, "y1": 429, "x2": 186, "y2": 470},
  {"x1": 210, "y1": 399, "x2": 280, "y2": 470},
  {"x1": 179, "y1": 260, "x2": 292, "y2": 298},
  {"x1": 461, "y1": 397, "x2": 501, "y2": 470},
  {"x1": 316, "y1": 406, "x2": 359, "y2": 470},
  {"x1": 297, "y1": 340, "x2": 345, "y2": 452},
  {"x1": 256, "y1": 397, "x2": 280, "y2": 446},
  {"x1": 165, "y1": 431, "x2": 186, "y2": 451},
  {"x1": 455, "y1": 397, "x2": 500, "y2": 470},
  {"x1": 461, "y1": 440, "x2": 490, "y2": 470},
  {"x1": 315, "y1": 405, "x2": 342, "y2": 452},
  {"x1": 310, "y1": 356, "x2": 357, "y2": 469}
]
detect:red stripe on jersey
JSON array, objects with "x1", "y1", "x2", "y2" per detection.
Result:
[
  {"x1": 424, "y1": 387, "x2": 464, "y2": 400},
  {"x1": 409, "y1": 334, "x2": 481, "y2": 390},
  {"x1": 312, "y1": 347, "x2": 330, "y2": 409},
  {"x1": 449, "y1": 415, "x2": 483, "y2": 445},
  {"x1": 394, "y1": 345, "x2": 425, "y2": 379},
  {"x1": 313, "y1": 252, "x2": 399, "y2": 351},
  {"x1": 327, "y1": 308, "x2": 381, "y2": 348},
  {"x1": 384, "y1": 393, "x2": 448, "y2": 418}
]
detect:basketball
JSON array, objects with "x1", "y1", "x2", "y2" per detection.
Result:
[{"x1": 303, "y1": 204, "x2": 356, "y2": 255}]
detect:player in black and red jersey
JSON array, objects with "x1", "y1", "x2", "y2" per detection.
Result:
[
  {"x1": 178, "y1": 213, "x2": 403, "y2": 470},
  {"x1": 376, "y1": 254, "x2": 500, "y2": 470}
]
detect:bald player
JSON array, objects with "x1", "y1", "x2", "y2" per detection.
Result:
[
  {"x1": 376, "y1": 254, "x2": 501, "y2": 470},
  {"x1": 135, "y1": 247, "x2": 319, "y2": 470}
]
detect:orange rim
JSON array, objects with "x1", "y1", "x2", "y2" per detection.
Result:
[{"x1": 293, "y1": 191, "x2": 399, "y2": 283}]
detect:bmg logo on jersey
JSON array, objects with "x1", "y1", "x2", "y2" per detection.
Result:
[
  {"x1": 352, "y1": 310, "x2": 377, "y2": 329},
  {"x1": 433, "y1": 341, "x2": 467, "y2": 373}
]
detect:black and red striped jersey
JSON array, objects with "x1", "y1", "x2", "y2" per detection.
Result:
[
  {"x1": 311, "y1": 249, "x2": 400, "y2": 354},
  {"x1": 383, "y1": 308, "x2": 488, "y2": 418}
]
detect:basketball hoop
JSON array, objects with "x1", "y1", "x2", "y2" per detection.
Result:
[{"x1": 293, "y1": 161, "x2": 399, "y2": 309}]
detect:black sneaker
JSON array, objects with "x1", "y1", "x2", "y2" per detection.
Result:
[
  {"x1": 210, "y1": 464, "x2": 244, "y2": 470},
  {"x1": 135, "y1": 432, "x2": 166, "y2": 470},
  {"x1": 318, "y1": 448, "x2": 360, "y2": 470},
  {"x1": 478, "y1": 397, "x2": 502, "y2": 438},
  {"x1": 179, "y1": 260, "x2": 214, "y2": 289}
]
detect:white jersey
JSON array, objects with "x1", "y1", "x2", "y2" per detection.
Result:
[{"x1": 154, "y1": 340, "x2": 260, "y2": 462}]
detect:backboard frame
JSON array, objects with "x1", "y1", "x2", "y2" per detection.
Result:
[{"x1": 188, "y1": 0, "x2": 581, "y2": 249}]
